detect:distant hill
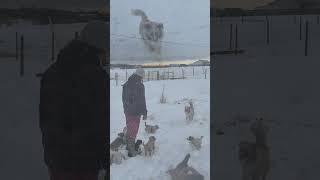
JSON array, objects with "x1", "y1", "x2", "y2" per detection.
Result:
[{"x1": 191, "y1": 60, "x2": 210, "y2": 66}]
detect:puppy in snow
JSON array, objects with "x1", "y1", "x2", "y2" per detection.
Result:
[
  {"x1": 135, "y1": 139, "x2": 143, "y2": 155},
  {"x1": 110, "y1": 132, "x2": 126, "y2": 151},
  {"x1": 110, "y1": 150, "x2": 126, "y2": 165},
  {"x1": 143, "y1": 136, "x2": 156, "y2": 156},
  {"x1": 145, "y1": 122, "x2": 159, "y2": 134},
  {"x1": 187, "y1": 136, "x2": 203, "y2": 150},
  {"x1": 185, "y1": 101, "x2": 194, "y2": 122}
]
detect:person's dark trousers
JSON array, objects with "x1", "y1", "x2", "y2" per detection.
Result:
[{"x1": 48, "y1": 169, "x2": 99, "y2": 180}]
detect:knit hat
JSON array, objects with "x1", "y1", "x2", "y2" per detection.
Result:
[
  {"x1": 79, "y1": 20, "x2": 108, "y2": 51},
  {"x1": 135, "y1": 67, "x2": 145, "y2": 78}
]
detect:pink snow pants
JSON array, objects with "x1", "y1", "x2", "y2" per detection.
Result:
[{"x1": 125, "y1": 114, "x2": 141, "y2": 139}]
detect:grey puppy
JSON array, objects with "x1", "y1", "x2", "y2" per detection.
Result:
[
  {"x1": 145, "y1": 122, "x2": 159, "y2": 134},
  {"x1": 143, "y1": 136, "x2": 156, "y2": 156},
  {"x1": 110, "y1": 132, "x2": 126, "y2": 151},
  {"x1": 187, "y1": 136, "x2": 203, "y2": 150}
]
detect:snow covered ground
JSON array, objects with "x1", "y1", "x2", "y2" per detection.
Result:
[
  {"x1": 212, "y1": 15, "x2": 320, "y2": 180},
  {"x1": 110, "y1": 67, "x2": 210, "y2": 180}
]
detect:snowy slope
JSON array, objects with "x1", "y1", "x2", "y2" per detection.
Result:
[{"x1": 110, "y1": 68, "x2": 210, "y2": 180}]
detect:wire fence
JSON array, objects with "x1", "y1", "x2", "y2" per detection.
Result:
[{"x1": 110, "y1": 66, "x2": 210, "y2": 85}]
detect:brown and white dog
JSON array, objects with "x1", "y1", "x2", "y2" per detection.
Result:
[
  {"x1": 185, "y1": 101, "x2": 194, "y2": 122},
  {"x1": 187, "y1": 136, "x2": 203, "y2": 150},
  {"x1": 143, "y1": 136, "x2": 156, "y2": 156},
  {"x1": 131, "y1": 9, "x2": 164, "y2": 54},
  {"x1": 145, "y1": 122, "x2": 159, "y2": 134}
]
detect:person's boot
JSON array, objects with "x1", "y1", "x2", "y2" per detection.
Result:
[{"x1": 127, "y1": 137, "x2": 138, "y2": 157}]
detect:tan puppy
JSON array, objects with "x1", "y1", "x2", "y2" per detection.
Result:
[
  {"x1": 187, "y1": 136, "x2": 203, "y2": 150},
  {"x1": 185, "y1": 101, "x2": 194, "y2": 122},
  {"x1": 110, "y1": 150, "x2": 126, "y2": 165},
  {"x1": 143, "y1": 136, "x2": 156, "y2": 156},
  {"x1": 110, "y1": 132, "x2": 126, "y2": 151},
  {"x1": 145, "y1": 122, "x2": 159, "y2": 134}
]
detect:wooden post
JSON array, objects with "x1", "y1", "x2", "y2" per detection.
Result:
[
  {"x1": 305, "y1": 21, "x2": 309, "y2": 56},
  {"x1": 182, "y1": 69, "x2": 184, "y2": 79},
  {"x1": 229, "y1": 24, "x2": 233, "y2": 50},
  {"x1": 235, "y1": 24, "x2": 238, "y2": 55},
  {"x1": 266, "y1": 16, "x2": 270, "y2": 44},
  {"x1": 75, "y1": 32, "x2": 79, "y2": 39},
  {"x1": 157, "y1": 71, "x2": 160, "y2": 80},
  {"x1": 51, "y1": 31, "x2": 55, "y2": 61},
  {"x1": 20, "y1": 35, "x2": 24, "y2": 76},
  {"x1": 15, "y1": 32, "x2": 18, "y2": 60},
  {"x1": 125, "y1": 67, "x2": 128, "y2": 81},
  {"x1": 204, "y1": 69, "x2": 207, "y2": 79},
  {"x1": 299, "y1": 16, "x2": 302, "y2": 40},
  {"x1": 147, "y1": 71, "x2": 150, "y2": 81},
  {"x1": 115, "y1": 72, "x2": 118, "y2": 86},
  {"x1": 193, "y1": 66, "x2": 194, "y2": 76}
]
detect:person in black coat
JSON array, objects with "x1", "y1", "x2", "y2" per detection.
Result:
[
  {"x1": 39, "y1": 21, "x2": 108, "y2": 180},
  {"x1": 122, "y1": 68, "x2": 147, "y2": 157}
]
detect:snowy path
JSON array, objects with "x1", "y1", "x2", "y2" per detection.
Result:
[{"x1": 110, "y1": 72, "x2": 210, "y2": 180}]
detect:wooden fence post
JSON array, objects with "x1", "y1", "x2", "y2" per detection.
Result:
[
  {"x1": 20, "y1": 35, "x2": 24, "y2": 76},
  {"x1": 193, "y1": 66, "x2": 194, "y2": 76},
  {"x1": 299, "y1": 16, "x2": 302, "y2": 40},
  {"x1": 182, "y1": 69, "x2": 184, "y2": 79},
  {"x1": 204, "y1": 69, "x2": 207, "y2": 79},
  {"x1": 115, "y1": 72, "x2": 118, "y2": 86},
  {"x1": 75, "y1": 32, "x2": 79, "y2": 39},
  {"x1": 235, "y1": 24, "x2": 238, "y2": 55},
  {"x1": 51, "y1": 31, "x2": 55, "y2": 61},
  {"x1": 305, "y1": 21, "x2": 309, "y2": 56},
  {"x1": 125, "y1": 67, "x2": 128, "y2": 81},
  {"x1": 16, "y1": 32, "x2": 18, "y2": 60},
  {"x1": 266, "y1": 16, "x2": 270, "y2": 44},
  {"x1": 147, "y1": 71, "x2": 150, "y2": 81},
  {"x1": 157, "y1": 71, "x2": 160, "y2": 80},
  {"x1": 229, "y1": 24, "x2": 233, "y2": 50}
]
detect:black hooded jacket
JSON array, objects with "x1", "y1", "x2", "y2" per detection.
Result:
[
  {"x1": 122, "y1": 74, "x2": 147, "y2": 116},
  {"x1": 39, "y1": 40, "x2": 108, "y2": 171}
]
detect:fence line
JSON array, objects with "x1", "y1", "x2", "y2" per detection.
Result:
[{"x1": 110, "y1": 66, "x2": 210, "y2": 85}]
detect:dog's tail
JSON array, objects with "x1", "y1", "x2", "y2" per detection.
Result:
[
  {"x1": 131, "y1": 9, "x2": 148, "y2": 21},
  {"x1": 176, "y1": 153, "x2": 191, "y2": 170}
]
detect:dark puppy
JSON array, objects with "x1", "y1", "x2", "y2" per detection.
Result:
[{"x1": 135, "y1": 139, "x2": 143, "y2": 155}]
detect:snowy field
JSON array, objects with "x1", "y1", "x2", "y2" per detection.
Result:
[
  {"x1": 212, "y1": 15, "x2": 320, "y2": 179},
  {"x1": 110, "y1": 67, "x2": 210, "y2": 180}
]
